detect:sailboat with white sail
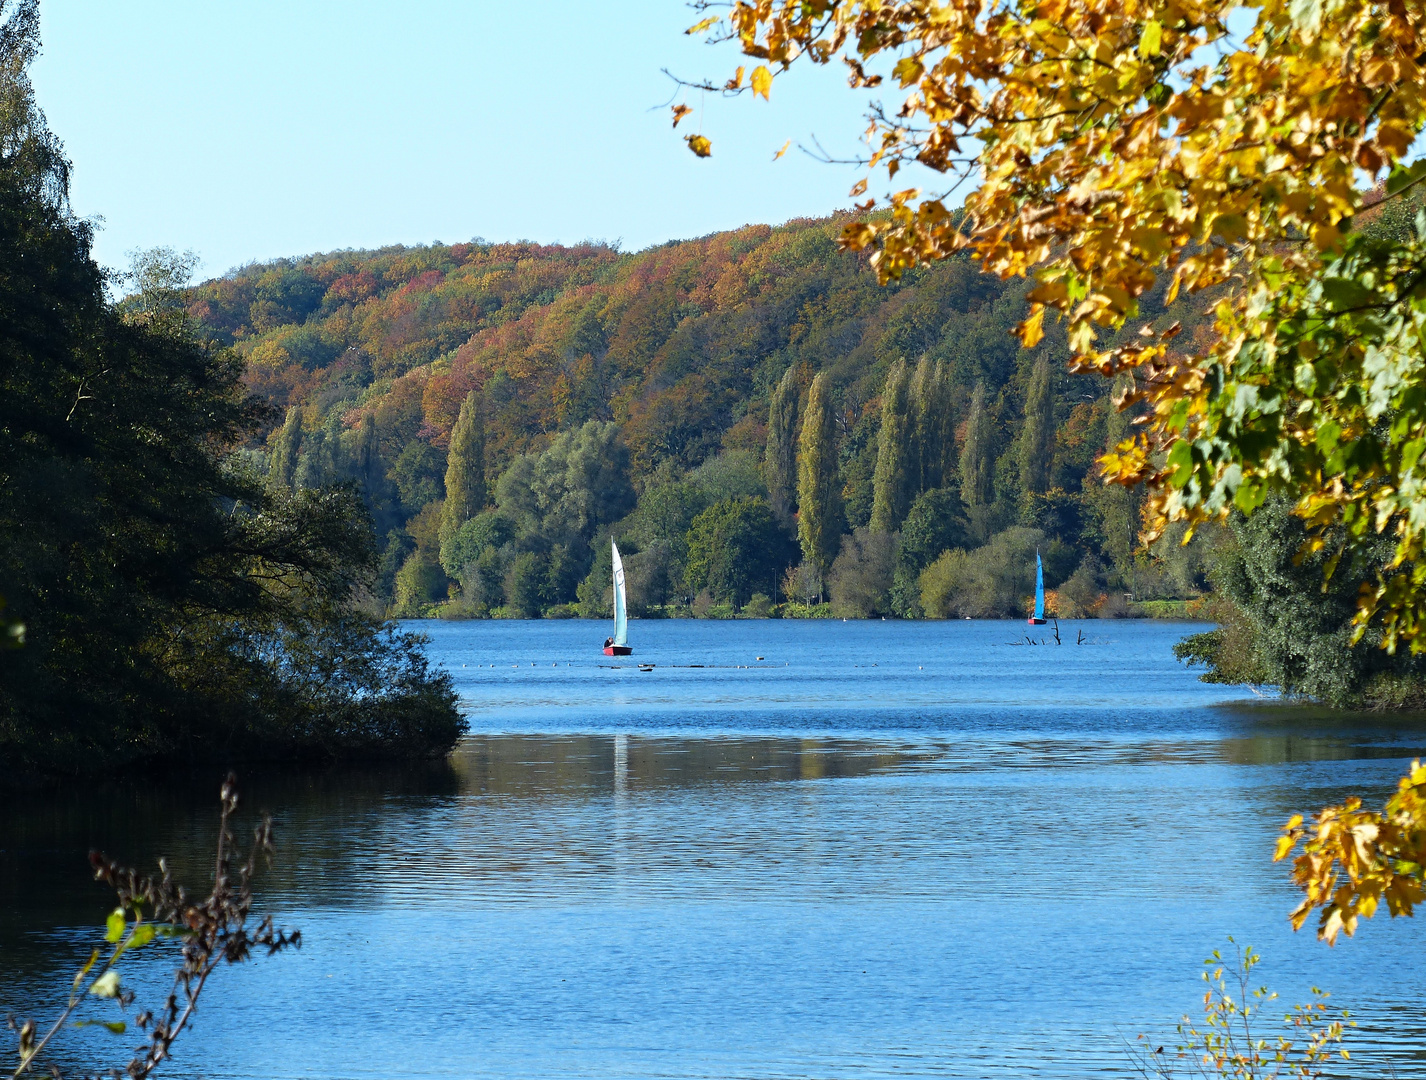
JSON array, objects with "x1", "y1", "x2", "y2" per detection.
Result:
[{"x1": 603, "y1": 539, "x2": 632, "y2": 655}]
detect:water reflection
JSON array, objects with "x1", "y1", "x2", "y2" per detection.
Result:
[{"x1": 7, "y1": 620, "x2": 1426, "y2": 1079}]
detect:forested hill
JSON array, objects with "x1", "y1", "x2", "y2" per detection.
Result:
[
  {"x1": 186, "y1": 214, "x2": 1204, "y2": 620},
  {"x1": 190, "y1": 218, "x2": 1054, "y2": 473}
]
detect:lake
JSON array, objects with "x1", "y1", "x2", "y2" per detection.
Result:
[{"x1": 4, "y1": 618, "x2": 1426, "y2": 1079}]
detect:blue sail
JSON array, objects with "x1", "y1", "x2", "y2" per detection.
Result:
[
  {"x1": 611, "y1": 539, "x2": 628, "y2": 647},
  {"x1": 1033, "y1": 550, "x2": 1045, "y2": 621}
]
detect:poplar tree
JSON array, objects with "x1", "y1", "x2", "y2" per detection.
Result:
[
  {"x1": 908, "y1": 355, "x2": 954, "y2": 493},
  {"x1": 933, "y1": 361, "x2": 958, "y2": 493},
  {"x1": 1019, "y1": 356, "x2": 1055, "y2": 496},
  {"x1": 356, "y1": 412, "x2": 382, "y2": 495},
  {"x1": 441, "y1": 390, "x2": 486, "y2": 546},
  {"x1": 269, "y1": 407, "x2": 303, "y2": 490},
  {"x1": 870, "y1": 359, "x2": 912, "y2": 533},
  {"x1": 797, "y1": 371, "x2": 842, "y2": 587},
  {"x1": 959, "y1": 382, "x2": 994, "y2": 507},
  {"x1": 764, "y1": 364, "x2": 800, "y2": 519},
  {"x1": 907, "y1": 355, "x2": 935, "y2": 493}
]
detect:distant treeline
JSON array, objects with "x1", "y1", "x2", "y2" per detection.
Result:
[{"x1": 199, "y1": 220, "x2": 1215, "y2": 622}]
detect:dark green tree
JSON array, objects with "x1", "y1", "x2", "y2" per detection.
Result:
[
  {"x1": 908, "y1": 355, "x2": 953, "y2": 493},
  {"x1": 1176, "y1": 501, "x2": 1426, "y2": 707},
  {"x1": 764, "y1": 364, "x2": 800, "y2": 519},
  {"x1": 889, "y1": 487, "x2": 970, "y2": 617},
  {"x1": 390, "y1": 440, "x2": 445, "y2": 515},
  {"x1": 959, "y1": 382, "x2": 995, "y2": 507},
  {"x1": 685, "y1": 496, "x2": 797, "y2": 607},
  {"x1": 1019, "y1": 356, "x2": 1055, "y2": 496},
  {"x1": 507, "y1": 551, "x2": 553, "y2": 618}
]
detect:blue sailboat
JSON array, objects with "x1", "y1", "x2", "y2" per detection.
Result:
[
  {"x1": 1028, "y1": 550, "x2": 1047, "y2": 625},
  {"x1": 603, "y1": 539, "x2": 632, "y2": 655}
]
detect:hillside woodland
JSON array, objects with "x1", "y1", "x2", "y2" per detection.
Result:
[{"x1": 195, "y1": 217, "x2": 1215, "y2": 624}]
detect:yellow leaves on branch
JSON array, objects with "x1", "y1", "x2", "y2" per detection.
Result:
[
  {"x1": 750, "y1": 64, "x2": 773, "y2": 100},
  {"x1": 671, "y1": 104, "x2": 693, "y2": 129},
  {"x1": 1276, "y1": 760, "x2": 1426, "y2": 943},
  {"x1": 685, "y1": 134, "x2": 712, "y2": 158}
]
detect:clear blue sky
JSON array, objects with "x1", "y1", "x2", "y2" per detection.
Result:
[{"x1": 31, "y1": 1, "x2": 889, "y2": 279}]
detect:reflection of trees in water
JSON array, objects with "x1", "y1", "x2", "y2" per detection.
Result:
[
  {"x1": 449, "y1": 734, "x2": 916, "y2": 797},
  {"x1": 9, "y1": 721, "x2": 1426, "y2": 1042}
]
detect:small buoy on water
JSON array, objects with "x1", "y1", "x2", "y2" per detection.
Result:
[{"x1": 756, "y1": 656, "x2": 764, "y2": 661}]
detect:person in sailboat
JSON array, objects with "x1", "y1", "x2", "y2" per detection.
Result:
[{"x1": 604, "y1": 636, "x2": 615, "y2": 650}]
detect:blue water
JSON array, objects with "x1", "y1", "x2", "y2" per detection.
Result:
[{"x1": 5, "y1": 619, "x2": 1426, "y2": 1078}]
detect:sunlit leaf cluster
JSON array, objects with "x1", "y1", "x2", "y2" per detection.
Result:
[{"x1": 1276, "y1": 758, "x2": 1426, "y2": 943}]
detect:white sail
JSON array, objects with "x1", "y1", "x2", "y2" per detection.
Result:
[{"x1": 611, "y1": 539, "x2": 628, "y2": 647}]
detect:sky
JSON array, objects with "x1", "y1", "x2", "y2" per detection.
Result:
[{"x1": 30, "y1": 1, "x2": 904, "y2": 281}]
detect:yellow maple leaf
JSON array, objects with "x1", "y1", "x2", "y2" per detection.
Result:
[{"x1": 750, "y1": 65, "x2": 772, "y2": 100}]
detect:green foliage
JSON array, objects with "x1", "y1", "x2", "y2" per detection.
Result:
[
  {"x1": 391, "y1": 439, "x2": 445, "y2": 516},
  {"x1": 828, "y1": 527, "x2": 898, "y2": 618},
  {"x1": 797, "y1": 372, "x2": 843, "y2": 580},
  {"x1": 392, "y1": 551, "x2": 447, "y2": 617},
  {"x1": 687, "y1": 449, "x2": 767, "y2": 503},
  {"x1": 506, "y1": 551, "x2": 553, "y2": 618},
  {"x1": 495, "y1": 420, "x2": 634, "y2": 549},
  {"x1": 764, "y1": 364, "x2": 800, "y2": 518},
  {"x1": 871, "y1": 359, "x2": 913, "y2": 533},
  {"x1": 959, "y1": 382, "x2": 995, "y2": 508},
  {"x1": 742, "y1": 593, "x2": 776, "y2": 618},
  {"x1": 890, "y1": 487, "x2": 970, "y2": 616},
  {"x1": 440, "y1": 509, "x2": 516, "y2": 579},
  {"x1": 1019, "y1": 356, "x2": 1055, "y2": 496},
  {"x1": 898, "y1": 487, "x2": 970, "y2": 572},
  {"x1": 686, "y1": 496, "x2": 797, "y2": 607},
  {"x1": 269, "y1": 406, "x2": 302, "y2": 490},
  {"x1": 440, "y1": 390, "x2": 486, "y2": 547},
  {"x1": 908, "y1": 355, "x2": 955, "y2": 493},
  {"x1": 919, "y1": 527, "x2": 1049, "y2": 618},
  {"x1": 1175, "y1": 501, "x2": 1426, "y2": 706}
]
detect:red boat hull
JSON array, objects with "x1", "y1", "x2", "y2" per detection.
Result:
[
  {"x1": 1027, "y1": 617, "x2": 1046, "y2": 625},
  {"x1": 603, "y1": 645, "x2": 632, "y2": 656}
]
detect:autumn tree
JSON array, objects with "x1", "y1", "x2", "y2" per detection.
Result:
[
  {"x1": 1018, "y1": 357, "x2": 1055, "y2": 497},
  {"x1": 764, "y1": 364, "x2": 800, "y2": 518},
  {"x1": 797, "y1": 370, "x2": 842, "y2": 587},
  {"x1": 440, "y1": 390, "x2": 486, "y2": 548},
  {"x1": 958, "y1": 383, "x2": 993, "y2": 508},
  {"x1": 870, "y1": 359, "x2": 912, "y2": 532}
]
